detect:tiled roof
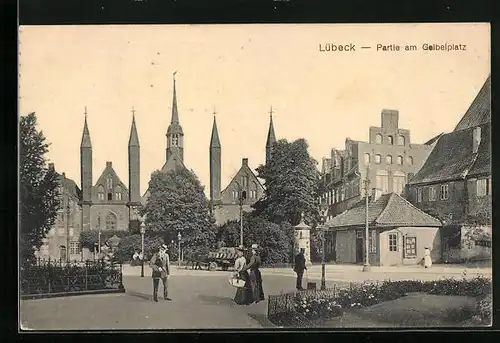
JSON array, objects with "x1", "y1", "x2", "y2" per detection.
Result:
[
  {"x1": 424, "y1": 133, "x2": 443, "y2": 146},
  {"x1": 326, "y1": 193, "x2": 441, "y2": 229},
  {"x1": 57, "y1": 174, "x2": 82, "y2": 200},
  {"x1": 468, "y1": 123, "x2": 491, "y2": 176},
  {"x1": 410, "y1": 75, "x2": 491, "y2": 185},
  {"x1": 454, "y1": 75, "x2": 491, "y2": 131},
  {"x1": 408, "y1": 128, "x2": 476, "y2": 184}
]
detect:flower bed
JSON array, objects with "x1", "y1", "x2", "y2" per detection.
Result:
[{"x1": 267, "y1": 276, "x2": 491, "y2": 326}]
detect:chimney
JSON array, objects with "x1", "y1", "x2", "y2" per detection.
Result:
[
  {"x1": 106, "y1": 161, "x2": 112, "y2": 168},
  {"x1": 242, "y1": 158, "x2": 248, "y2": 166},
  {"x1": 48, "y1": 163, "x2": 55, "y2": 170},
  {"x1": 381, "y1": 109, "x2": 399, "y2": 130},
  {"x1": 473, "y1": 127, "x2": 481, "y2": 154},
  {"x1": 371, "y1": 188, "x2": 382, "y2": 202}
]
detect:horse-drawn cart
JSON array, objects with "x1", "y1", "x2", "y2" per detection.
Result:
[
  {"x1": 207, "y1": 247, "x2": 238, "y2": 271},
  {"x1": 184, "y1": 247, "x2": 238, "y2": 271}
]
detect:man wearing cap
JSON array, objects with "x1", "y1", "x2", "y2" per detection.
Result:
[{"x1": 150, "y1": 244, "x2": 171, "y2": 302}]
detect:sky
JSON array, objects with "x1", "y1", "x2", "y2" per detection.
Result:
[{"x1": 19, "y1": 23, "x2": 490, "y2": 196}]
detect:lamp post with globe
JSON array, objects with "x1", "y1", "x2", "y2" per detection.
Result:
[
  {"x1": 177, "y1": 232, "x2": 182, "y2": 268},
  {"x1": 140, "y1": 221, "x2": 146, "y2": 278}
]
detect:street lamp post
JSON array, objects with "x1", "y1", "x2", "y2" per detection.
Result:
[
  {"x1": 319, "y1": 203, "x2": 328, "y2": 290},
  {"x1": 140, "y1": 221, "x2": 145, "y2": 278},
  {"x1": 66, "y1": 203, "x2": 70, "y2": 263},
  {"x1": 177, "y1": 232, "x2": 182, "y2": 267},
  {"x1": 235, "y1": 181, "x2": 246, "y2": 247},
  {"x1": 363, "y1": 167, "x2": 371, "y2": 272}
]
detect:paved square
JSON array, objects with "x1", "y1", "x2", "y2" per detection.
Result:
[{"x1": 20, "y1": 264, "x2": 491, "y2": 330}]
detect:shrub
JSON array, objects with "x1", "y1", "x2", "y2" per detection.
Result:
[
  {"x1": 113, "y1": 235, "x2": 165, "y2": 263},
  {"x1": 476, "y1": 293, "x2": 492, "y2": 323},
  {"x1": 268, "y1": 275, "x2": 492, "y2": 326}
]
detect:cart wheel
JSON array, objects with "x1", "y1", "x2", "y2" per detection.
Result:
[{"x1": 208, "y1": 262, "x2": 218, "y2": 271}]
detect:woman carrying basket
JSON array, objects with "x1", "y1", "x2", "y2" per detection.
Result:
[{"x1": 232, "y1": 246, "x2": 253, "y2": 305}]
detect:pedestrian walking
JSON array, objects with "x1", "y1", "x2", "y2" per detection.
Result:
[
  {"x1": 294, "y1": 248, "x2": 307, "y2": 290},
  {"x1": 243, "y1": 244, "x2": 265, "y2": 304},
  {"x1": 150, "y1": 244, "x2": 171, "y2": 302},
  {"x1": 232, "y1": 246, "x2": 253, "y2": 305}
]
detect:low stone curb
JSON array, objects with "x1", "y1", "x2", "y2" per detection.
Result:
[{"x1": 21, "y1": 288, "x2": 126, "y2": 300}]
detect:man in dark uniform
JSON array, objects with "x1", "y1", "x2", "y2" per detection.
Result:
[{"x1": 294, "y1": 248, "x2": 307, "y2": 290}]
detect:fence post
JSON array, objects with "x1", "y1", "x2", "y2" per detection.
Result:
[
  {"x1": 119, "y1": 262, "x2": 124, "y2": 290},
  {"x1": 48, "y1": 258, "x2": 52, "y2": 293},
  {"x1": 85, "y1": 262, "x2": 88, "y2": 291}
]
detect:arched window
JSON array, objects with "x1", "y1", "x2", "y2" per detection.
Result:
[
  {"x1": 397, "y1": 155, "x2": 403, "y2": 165},
  {"x1": 106, "y1": 177, "x2": 113, "y2": 190},
  {"x1": 375, "y1": 134, "x2": 382, "y2": 144},
  {"x1": 172, "y1": 135, "x2": 179, "y2": 146},
  {"x1": 98, "y1": 185, "x2": 105, "y2": 201},
  {"x1": 106, "y1": 212, "x2": 117, "y2": 231},
  {"x1": 115, "y1": 186, "x2": 122, "y2": 201},
  {"x1": 388, "y1": 136, "x2": 394, "y2": 145},
  {"x1": 364, "y1": 153, "x2": 370, "y2": 165},
  {"x1": 386, "y1": 155, "x2": 393, "y2": 164},
  {"x1": 407, "y1": 156, "x2": 414, "y2": 165},
  {"x1": 397, "y1": 135, "x2": 405, "y2": 145},
  {"x1": 250, "y1": 181, "x2": 257, "y2": 199},
  {"x1": 375, "y1": 170, "x2": 389, "y2": 194},
  {"x1": 374, "y1": 154, "x2": 381, "y2": 164},
  {"x1": 393, "y1": 171, "x2": 406, "y2": 195}
]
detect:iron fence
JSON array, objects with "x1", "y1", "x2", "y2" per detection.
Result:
[{"x1": 20, "y1": 258, "x2": 124, "y2": 296}]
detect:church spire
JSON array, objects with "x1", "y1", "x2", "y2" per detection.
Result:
[
  {"x1": 80, "y1": 106, "x2": 92, "y2": 148},
  {"x1": 210, "y1": 112, "x2": 221, "y2": 148},
  {"x1": 171, "y1": 71, "x2": 179, "y2": 124},
  {"x1": 128, "y1": 106, "x2": 140, "y2": 147},
  {"x1": 166, "y1": 71, "x2": 184, "y2": 162},
  {"x1": 265, "y1": 106, "x2": 276, "y2": 165}
]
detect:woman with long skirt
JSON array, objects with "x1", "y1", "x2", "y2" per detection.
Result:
[
  {"x1": 243, "y1": 244, "x2": 265, "y2": 304},
  {"x1": 233, "y1": 247, "x2": 253, "y2": 305}
]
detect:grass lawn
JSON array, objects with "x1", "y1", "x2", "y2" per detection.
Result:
[{"x1": 310, "y1": 293, "x2": 488, "y2": 328}]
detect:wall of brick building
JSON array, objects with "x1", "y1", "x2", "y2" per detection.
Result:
[
  {"x1": 407, "y1": 180, "x2": 467, "y2": 223},
  {"x1": 90, "y1": 205, "x2": 130, "y2": 231},
  {"x1": 466, "y1": 178, "x2": 492, "y2": 218}
]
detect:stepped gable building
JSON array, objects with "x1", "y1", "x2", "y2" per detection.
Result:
[
  {"x1": 319, "y1": 109, "x2": 436, "y2": 261},
  {"x1": 141, "y1": 75, "x2": 189, "y2": 206},
  {"x1": 407, "y1": 75, "x2": 491, "y2": 263},
  {"x1": 38, "y1": 164, "x2": 83, "y2": 261},
  {"x1": 209, "y1": 108, "x2": 276, "y2": 225}
]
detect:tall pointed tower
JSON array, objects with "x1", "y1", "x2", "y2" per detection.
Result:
[
  {"x1": 265, "y1": 106, "x2": 277, "y2": 165},
  {"x1": 128, "y1": 108, "x2": 141, "y2": 222},
  {"x1": 80, "y1": 107, "x2": 93, "y2": 232},
  {"x1": 209, "y1": 114, "x2": 222, "y2": 203},
  {"x1": 166, "y1": 72, "x2": 184, "y2": 163}
]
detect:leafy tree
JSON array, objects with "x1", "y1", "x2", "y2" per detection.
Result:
[
  {"x1": 253, "y1": 138, "x2": 321, "y2": 226},
  {"x1": 20, "y1": 113, "x2": 60, "y2": 265},
  {"x1": 218, "y1": 213, "x2": 294, "y2": 264},
  {"x1": 141, "y1": 167, "x2": 217, "y2": 257},
  {"x1": 113, "y1": 234, "x2": 165, "y2": 263}
]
